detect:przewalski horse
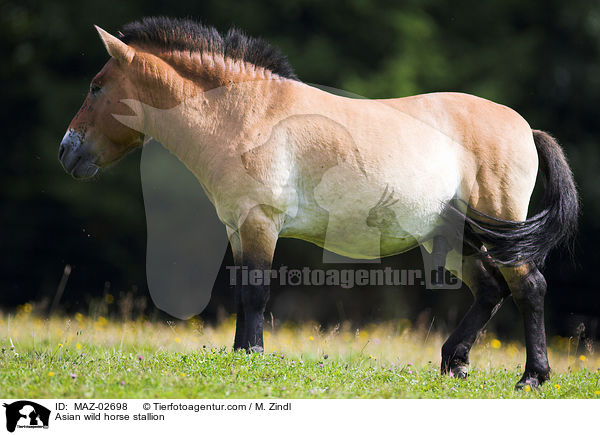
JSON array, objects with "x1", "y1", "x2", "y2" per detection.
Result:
[{"x1": 59, "y1": 17, "x2": 578, "y2": 388}]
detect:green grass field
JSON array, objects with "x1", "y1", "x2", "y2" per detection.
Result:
[{"x1": 1, "y1": 307, "x2": 599, "y2": 398}]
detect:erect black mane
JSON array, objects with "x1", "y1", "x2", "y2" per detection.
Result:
[{"x1": 118, "y1": 16, "x2": 299, "y2": 80}]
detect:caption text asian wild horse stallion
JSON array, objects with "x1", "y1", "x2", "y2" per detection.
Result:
[{"x1": 59, "y1": 17, "x2": 578, "y2": 388}]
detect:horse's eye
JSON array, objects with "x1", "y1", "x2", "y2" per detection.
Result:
[{"x1": 90, "y1": 83, "x2": 102, "y2": 95}]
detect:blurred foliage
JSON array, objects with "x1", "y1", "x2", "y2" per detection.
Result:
[{"x1": 1, "y1": 0, "x2": 599, "y2": 337}]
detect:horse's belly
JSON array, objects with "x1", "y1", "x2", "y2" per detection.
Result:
[
  {"x1": 279, "y1": 153, "x2": 460, "y2": 258},
  {"x1": 280, "y1": 201, "x2": 440, "y2": 260}
]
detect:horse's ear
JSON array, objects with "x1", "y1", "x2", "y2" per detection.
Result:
[{"x1": 94, "y1": 25, "x2": 135, "y2": 64}]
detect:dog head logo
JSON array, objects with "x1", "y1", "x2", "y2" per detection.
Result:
[{"x1": 3, "y1": 401, "x2": 50, "y2": 432}]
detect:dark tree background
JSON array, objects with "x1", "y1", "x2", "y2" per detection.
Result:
[{"x1": 1, "y1": 0, "x2": 599, "y2": 338}]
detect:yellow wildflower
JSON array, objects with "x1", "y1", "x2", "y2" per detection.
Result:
[
  {"x1": 94, "y1": 316, "x2": 107, "y2": 330},
  {"x1": 21, "y1": 303, "x2": 33, "y2": 314},
  {"x1": 490, "y1": 339, "x2": 501, "y2": 349}
]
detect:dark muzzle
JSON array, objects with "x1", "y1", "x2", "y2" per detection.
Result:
[{"x1": 59, "y1": 129, "x2": 99, "y2": 179}]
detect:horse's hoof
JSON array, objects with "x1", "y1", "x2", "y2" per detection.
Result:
[
  {"x1": 515, "y1": 378, "x2": 539, "y2": 389},
  {"x1": 515, "y1": 371, "x2": 549, "y2": 389},
  {"x1": 248, "y1": 345, "x2": 264, "y2": 353},
  {"x1": 441, "y1": 358, "x2": 469, "y2": 379},
  {"x1": 450, "y1": 364, "x2": 469, "y2": 379}
]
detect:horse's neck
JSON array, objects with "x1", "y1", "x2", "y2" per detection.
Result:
[{"x1": 142, "y1": 78, "x2": 302, "y2": 183}]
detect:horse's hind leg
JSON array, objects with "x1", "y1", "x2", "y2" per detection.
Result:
[
  {"x1": 499, "y1": 263, "x2": 550, "y2": 388},
  {"x1": 441, "y1": 255, "x2": 510, "y2": 378}
]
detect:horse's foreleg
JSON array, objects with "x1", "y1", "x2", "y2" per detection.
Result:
[
  {"x1": 441, "y1": 256, "x2": 510, "y2": 377},
  {"x1": 499, "y1": 263, "x2": 550, "y2": 388},
  {"x1": 227, "y1": 228, "x2": 247, "y2": 351},
  {"x1": 237, "y1": 205, "x2": 279, "y2": 353}
]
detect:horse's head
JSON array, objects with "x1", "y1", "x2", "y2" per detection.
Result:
[{"x1": 59, "y1": 27, "x2": 144, "y2": 179}]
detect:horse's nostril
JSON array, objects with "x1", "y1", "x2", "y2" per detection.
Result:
[{"x1": 59, "y1": 143, "x2": 66, "y2": 160}]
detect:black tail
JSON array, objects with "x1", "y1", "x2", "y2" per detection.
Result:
[{"x1": 456, "y1": 130, "x2": 579, "y2": 268}]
